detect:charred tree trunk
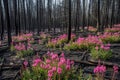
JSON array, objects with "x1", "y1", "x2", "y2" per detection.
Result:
[
  {"x1": 97, "y1": 0, "x2": 101, "y2": 32},
  {"x1": 14, "y1": 0, "x2": 18, "y2": 36},
  {"x1": 82, "y1": 0, "x2": 85, "y2": 31},
  {"x1": 3, "y1": 0, "x2": 12, "y2": 46},
  {"x1": 68, "y1": 0, "x2": 71, "y2": 42},
  {"x1": 0, "y1": 0, "x2": 4, "y2": 40},
  {"x1": 110, "y1": 0, "x2": 115, "y2": 28},
  {"x1": 37, "y1": 0, "x2": 39, "y2": 34}
]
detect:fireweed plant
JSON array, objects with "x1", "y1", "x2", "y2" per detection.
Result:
[
  {"x1": 94, "y1": 62, "x2": 119, "y2": 80},
  {"x1": 88, "y1": 26, "x2": 97, "y2": 32},
  {"x1": 64, "y1": 35, "x2": 102, "y2": 51},
  {"x1": 22, "y1": 52, "x2": 87, "y2": 80},
  {"x1": 98, "y1": 32, "x2": 120, "y2": 43},
  {"x1": 47, "y1": 33, "x2": 76, "y2": 49},
  {"x1": 105, "y1": 27, "x2": 120, "y2": 33},
  {"x1": 90, "y1": 44, "x2": 112, "y2": 60},
  {"x1": 12, "y1": 33, "x2": 33, "y2": 42},
  {"x1": 11, "y1": 42, "x2": 33, "y2": 57},
  {"x1": 40, "y1": 32, "x2": 51, "y2": 39},
  {"x1": 39, "y1": 32, "x2": 51, "y2": 44}
]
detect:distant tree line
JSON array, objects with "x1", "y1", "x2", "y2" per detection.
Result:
[{"x1": 0, "y1": 0, "x2": 120, "y2": 44}]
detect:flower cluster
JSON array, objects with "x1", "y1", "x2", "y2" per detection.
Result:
[
  {"x1": 99, "y1": 32, "x2": 120, "y2": 43},
  {"x1": 12, "y1": 42, "x2": 33, "y2": 57},
  {"x1": 47, "y1": 33, "x2": 76, "y2": 48},
  {"x1": 88, "y1": 26, "x2": 97, "y2": 32},
  {"x1": 64, "y1": 35, "x2": 102, "y2": 51},
  {"x1": 40, "y1": 32, "x2": 51, "y2": 39},
  {"x1": 12, "y1": 33, "x2": 33, "y2": 42},
  {"x1": 94, "y1": 63, "x2": 119, "y2": 80},
  {"x1": 113, "y1": 65, "x2": 119, "y2": 73},
  {"x1": 95, "y1": 43, "x2": 111, "y2": 51},
  {"x1": 93, "y1": 64, "x2": 106, "y2": 80},
  {"x1": 105, "y1": 27, "x2": 120, "y2": 32},
  {"x1": 91, "y1": 44, "x2": 112, "y2": 60},
  {"x1": 14, "y1": 43, "x2": 26, "y2": 51},
  {"x1": 22, "y1": 52, "x2": 75, "y2": 80},
  {"x1": 94, "y1": 65, "x2": 106, "y2": 73}
]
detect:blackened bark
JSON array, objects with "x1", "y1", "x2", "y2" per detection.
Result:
[
  {"x1": 110, "y1": 0, "x2": 115, "y2": 28},
  {"x1": 68, "y1": 0, "x2": 71, "y2": 42},
  {"x1": 97, "y1": 0, "x2": 101, "y2": 32},
  {"x1": 82, "y1": 0, "x2": 85, "y2": 31},
  {"x1": 3, "y1": 0, "x2": 12, "y2": 46},
  {"x1": 0, "y1": 0, "x2": 4, "y2": 40}
]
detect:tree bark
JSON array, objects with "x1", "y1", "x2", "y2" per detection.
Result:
[{"x1": 3, "y1": 0, "x2": 12, "y2": 46}]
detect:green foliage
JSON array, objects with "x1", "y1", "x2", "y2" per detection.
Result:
[
  {"x1": 16, "y1": 49, "x2": 34, "y2": 57},
  {"x1": 10, "y1": 44, "x2": 16, "y2": 52},
  {"x1": 90, "y1": 47, "x2": 112, "y2": 60},
  {"x1": 101, "y1": 36, "x2": 120, "y2": 43}
]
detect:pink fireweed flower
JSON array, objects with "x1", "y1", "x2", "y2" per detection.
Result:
[
  {"x1": 32, "y1": 63, "x2": 37, "y2": 67},
  {"x1": 44, "y1": 64, "x2": 51, "y2": 69},
  {"x1": 103, "y1": 46, "x2": 110, "y2": 50},
  {"x1": 51, "y1": 53, "x2": 58, "y2": 60},
  {"x1": 23, "y1": 60, "x2": 28, "y2": 67},
  {"x1": 66, "y1": 59, "x2": 71, "y2": 65},
  {"x1": 66, "y1": 64, "x2": 71, "y2": 70},
  {"x1": 106, "y1": 43, "x2": 111, "y2": 47},
  {"x1": 58, "y1": 62, "x2": 63, "y2": 67},
  {"x1": 60, "y1": 57, "x2": 66, "y2": 64},
  {"x1": 100, "y1": 65, "x2": 106, "y2": 73},
  {"x1": 100, "y1": 45, "x2": 104, "y2": 49},
  {"x1": 46, "y1": 59, "x2": 51, "y2": 63},
  {"x1": 94, "y1": 66, "x2": 100, "y2": 73},
  {"x1": 48, "y1": 70, "x2": 53, "y2": 77},
  {"x1": 52, "y1": 67, "x2": 57, "y2": 72},
  {"x1": 14, "y1": 43, "x2": 26, "y2": 51},
  {"x1": 32, "y1": 58, "x2": 41, "y2": 67},
  {"x1": 40, "y1": 64, "x2": 45, "y2": 68},
  {"x1": 94, "y1": 65, "x2": 106, "y2": 73},
  {"x1": 47, "y1": 51, "x2": 50, "y2": 55},
  {"x1": 60, "y1": 52, "x2": 65, "y2": 57},
  {"x1": 113, "y1": 65, "x2": 119, "y2": 73},
  {"x1": 95, "y1": 46, "x2": 99, "y2": 50},
  {"x1": 57, "y1": 67, "x2": 62, "y2": 74},
  {"x1": 70, "y1": 60, "x2": 74, "y2": 65}
]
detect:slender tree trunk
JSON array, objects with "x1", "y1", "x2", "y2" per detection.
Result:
[
  {"x1": 0, "y1": 0, "x2": 4, "y2": 40},
  {"x1": 37, "y1": 0, "x2": 39, "y2": 34},
  {"x1": 82, "y1": 0, "x2": 85, "y2": 31},
  {"x1": 87, "y1": 0, "x2": 91, "y2": 30},
  {"x1": 14, "y1": 0, "x2": 18, "y2": 36},
  {"x1": 110, "y1": 0, "x2": 115, "y2": 28},
  {"x1": 23, "y1": 0, "x2": 26, "y2": 33},
  {"x1": 68, "y1": 0, "x2": 71, "y2": 42},
  {"x1": 97, "y1": 0, "x2": 101, "y2": 32},
  {"x1": 3, "y1": 0, "x2": 12, "y2": 46}
]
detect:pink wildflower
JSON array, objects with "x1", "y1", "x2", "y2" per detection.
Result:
[
  {"x1": 113, "y1": 65, "x2": 119, "y2": 73},
  {"x1": 48, "y1": 70, "x2": 53, "y2": 77},
  {"x1": 52, "y1": 67, "x2": 57, "y2": 72},
  {"x1": 33, "y1": 58, "x2": 41, "y2": 64},
  {"x1": 66, "y1": 65, "x2": 71, "y2": 70},
  {"x1": 32, "y1": 63, "x2": 37, "y2": 67},
  {"x1": 60, "y1": 52, "x2": 65, "y2": 57},
  {"x1": 94, "y1": 65, "x2": 106, "y2": 73},
  {"x1": 95, "y1": 46, "x2": 99, "y2": 50},
  {"x1": 46, "y1": 59, "x2": 51, "y2": 63},
  {"x1": 57, "y1": 67, "x2": 62, "y2": 74}
]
